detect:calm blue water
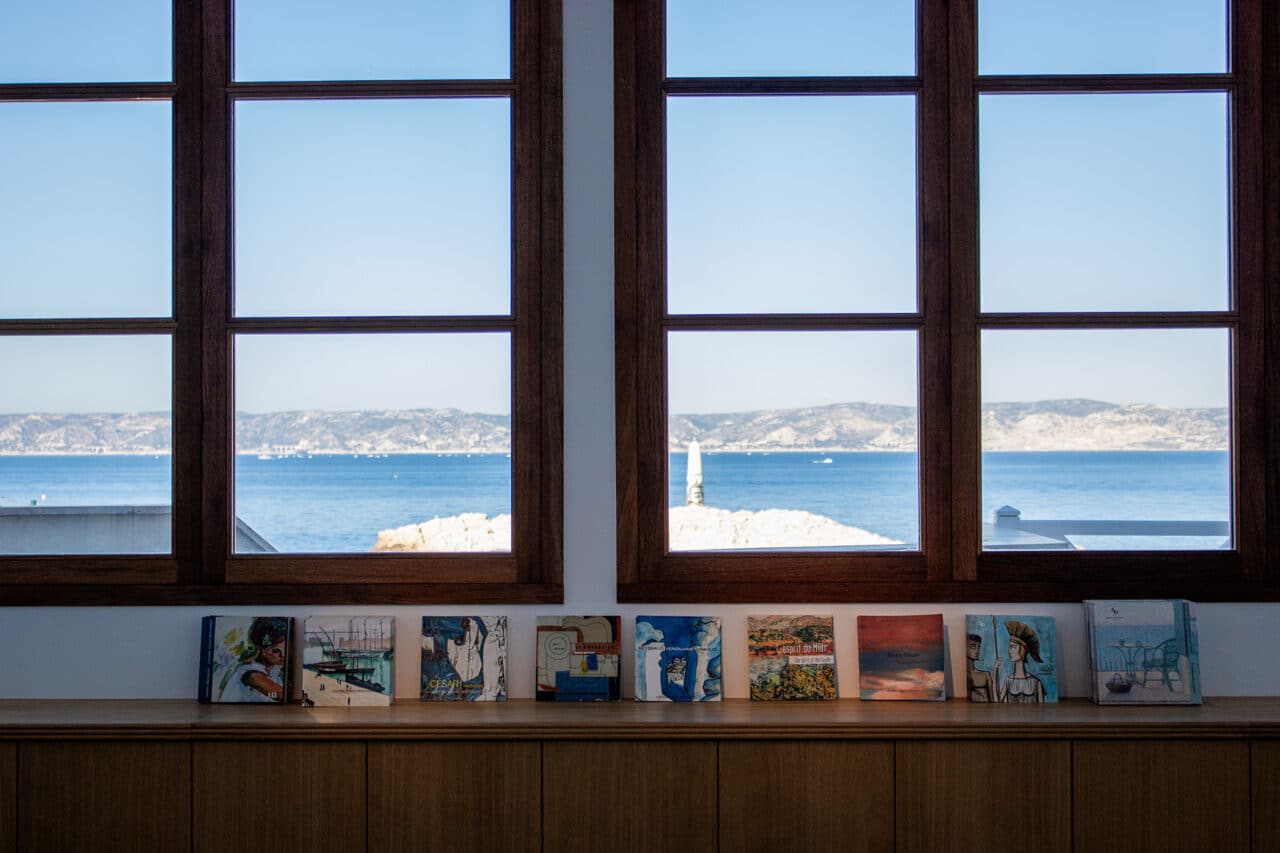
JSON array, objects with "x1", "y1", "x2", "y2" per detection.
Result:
[{"x1": 0, "y1": 451, "x2": 1229, "y2": 552}]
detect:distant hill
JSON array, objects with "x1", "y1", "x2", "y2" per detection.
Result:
[{"x1": 0, "y1": 399, "x2": 1227, "y2": 455}]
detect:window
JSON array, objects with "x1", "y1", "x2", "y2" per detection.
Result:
[
  {"x1": 615, "y1": 0, "x2": 1274, "y2": 601},
  {"x1": 0, "y1": 0, "x2": 562, "y2": 604}
]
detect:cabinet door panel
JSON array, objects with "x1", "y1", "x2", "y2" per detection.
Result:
[
  {"x1": 194, "y1": 741, "x2": 365, "y2": 853},
  {"x1": 368, "y1": 741, "x2": 540, "y2": 851},
  {"x1": 1074, "y1": 740, "x2": 1248, "y2": 853},
  {"x1": 543, "y1": 740, "x2": 716, "y2": 852},
  {"x1": 0, "y1": 743, "x2": 13, "y2": 853},
  {"x1": 19, "y1": 741, "x2": 190, "y2": 852},
  {"x1": 898, "y1": 740, "x2": 1070, "y2": 853},
  {"x1": 720, "y1": 740, "x2": 892, "y2": 853},
  {"x1": 1254, "y1": 741, "x2": 1280, "y2": 853}
]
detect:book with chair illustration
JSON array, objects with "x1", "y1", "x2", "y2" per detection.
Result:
[{"x1": 1084, "y1": 600, "x2": 1202, "y2": 705}]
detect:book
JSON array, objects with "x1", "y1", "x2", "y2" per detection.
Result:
[
  {"x1": 964, "y1": 614, "x2": 1059, "y2": 703},
  {"x1": 301, "y1": 615, "x2": 394, "y2": 707},
  {"x1": 1084, "y1": 600, "x2": 1202, "y2": 705},
  {"x1": 420, "y1": 616, "x2": 508, "y2": 701},
  {"x1": 747, "y1": 615, "x2": 837, "y2": 701},
  {"x1": 856, "y1": 614, "x2": 945, "y2": 701},
  {"x1": 536, "y1": 616, "x2": 621, "y2": 701},
  {"x1": 198, "y1": 616, "x2": 292, "y2": 704},
  {"x1": 634, "y1": 615, "x2": 722, "y2": 702}
]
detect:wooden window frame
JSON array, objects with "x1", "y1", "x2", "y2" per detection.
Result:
[
  {"x1": 0, "y1": 0, "x2": 563, "y2": 605},
  {"x1": 615, "y1": 0, "x2": 1278, "y2": 603}
]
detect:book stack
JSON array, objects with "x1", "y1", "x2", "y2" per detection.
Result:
[{"x1": 1084, "y1": 600, "x2": 1201, "y2": 705}]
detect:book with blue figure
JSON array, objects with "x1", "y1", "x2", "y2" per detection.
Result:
[
  {"x1": 964, "y1": 614, "x2": 1059, "y2": 703},
  {"x1": 420, "y1": 616, "x2": 507, "y2": 701},
  {"x1": 1084, "y1": 600, "x2": 1201, "y2": 705},
  {"x1": 536, "y1": 616, "x2": 621, "y2": 701},
  {"x1": 634, "y1": 616, "x2": 722, "y2": 702}
]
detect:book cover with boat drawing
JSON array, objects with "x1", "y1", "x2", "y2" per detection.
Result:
[
  {"x1": 747, "y1": 615, "x2": 837, "y2": 701},
  {"x1": 965, "y1": 614, "x2": 1059, "y2": 703},
  {"x1": 536, "y1": 616, "x2": 621, "y2": 701},
  {"x1": 1084, "y1": 600, "x2": 1201, "y2": 705},
  {"x1": 198, "y1": 615, "x2": 292, "y2": 704},
  {"x1": 856, "y1": 614, "x2": 946, "y2": 701},
  {"x1": 635, "y1": 615, "x2": 722, "y2": 702},
  {"x1": 421, "y1": 616, "x2": 508, "y2": 701},
  {"x1": 302, "y1": 616, "x2": 394, "y2": 707}
]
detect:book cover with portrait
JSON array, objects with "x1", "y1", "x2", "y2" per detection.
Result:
[
  {"x1": 965, "y1": 614, "x2": 1059, "y2": 703},
  {"x1": 420, "y1": 616, "x2": 508, "y2": 701},
  {"x1": 198, "y1": 616, "x2": 292, "y2": 704}
]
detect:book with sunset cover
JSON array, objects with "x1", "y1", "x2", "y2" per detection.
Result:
[{"x1": 856, "y1": 614, "x2": 946, "y2": 701}]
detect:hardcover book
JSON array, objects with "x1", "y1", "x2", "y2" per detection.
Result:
[
  {"x1": 747, "y1": 615, "x2": 837, "y2": 701},
  {"x1": 198, "y1": 616, "x2": 292, "y2": 704},
  {"x1": 965, "y1": 614, "x2": 1059, "y2": 703},
  {"x1": 1084, "y1": 600, "x2": 1201, "y2": 705},
  {"x1": 536, "y1": 616, "x2": 621, "y2": 701},
  {"x1": 856, "y1": 614, "x2": 946, "y2": 701},
  {"x1": 302, "y1": 615, "x2": 394, "y2": 707},
  {"x1": 420, "y1": 616, "x2": 508, "y2": 701},
  {"x1": 635, "y1": 615, "x2": 722, "y2": 702}
]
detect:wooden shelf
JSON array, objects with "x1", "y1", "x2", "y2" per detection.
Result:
[{"x1": 1, "y1": 697, "x2": 1277, "y2": 741}]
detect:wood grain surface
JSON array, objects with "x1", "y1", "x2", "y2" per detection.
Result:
[
  {"x1": 368, "y1": 741, "x2": 540, "y2": 851},
  {"x1": 543, "y1": 740, "x2": 716, "y2": 851},
  {"x1": 720, "y1": 740, "x2": 893, "y2": 852},
  {"x1": 897, "y1": 740, "x2": 1070, "y2": 853},
  {"x1": 193, "y1": 741, "x2": 365, "y2": 853},
  {"x1": 1253, "y1": 740, "x2": 1280, "y2": 853},
  {"x1": 0, "y1": 744, "x2": 13, "y2": 853},
  {"x1": 18, "y1": 741, "x2": 190, "y2": 853},
  {"x1": 1073, "y1": 740, "x2": 1249, "y2": 853}
]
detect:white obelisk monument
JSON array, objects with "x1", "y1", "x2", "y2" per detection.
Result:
[{"x1": 685, "y1": 439, "x2": 704, "y2": 506}]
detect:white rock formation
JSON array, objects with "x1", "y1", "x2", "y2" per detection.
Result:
[
  {"x1": 373, "y1": 513, "x2": 511, "y2": 552},
  {"x1": 668, "y1": 505, "x2": 899, "y2": 550}
]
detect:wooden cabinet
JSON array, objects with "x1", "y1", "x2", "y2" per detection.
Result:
[
  {"x1": 18, "y1": 741, "x2": 190, "y2": 853},
  {"x1": 543, "y1": 741, "x2": 717, "y2": 852},
  {"x1": 898, "y1": 740, "x2": 1070, "y2": 853},
  {"x1": 193, "y1": 742, "x2": 365, "y2": 853},
  {"x1": 720, "y1": 741, "x2": 893, "y2": 853},
  {"x1": 1254, "y1": 741, "x2": 1280, "y2": 853},
  {"x1": 0, "y1": 743, "x2": 13, "y2": 853},
  {"x1": 368, "y1": 741, "x2": 541, "y2": 852},
  {"x1": 1073, "y1": 740, "x2": 1249, "y2": 853}
]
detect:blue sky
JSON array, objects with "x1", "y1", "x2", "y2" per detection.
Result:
[{"x1": 0, "y1": 0, "x2": 1234, "y2": 416}]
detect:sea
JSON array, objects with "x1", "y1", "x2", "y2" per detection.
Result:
[{"x1": 0, "y1": 451, "x2": 1231, "y2": 552}]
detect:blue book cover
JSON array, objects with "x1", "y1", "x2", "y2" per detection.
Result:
[
  {"x1": 420, "y1": 616, "x2": 507, "y2": 701},
  {"x1": 965, "y1": 614, "x2": 1059, "y2": 703},
  {"x1": 1085, "y1": 600, "x2": 1201, "y2": 705},
  {"x1": 536, "y1": 616, "x2": 621, "y2": 701},
  {"x1": 635, "y1": 616, "x2": 722, "y2": 702}
]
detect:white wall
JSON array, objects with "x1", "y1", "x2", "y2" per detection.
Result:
[{"x1": 1, "y1": 1, "x2": 1276, "y2": 701}]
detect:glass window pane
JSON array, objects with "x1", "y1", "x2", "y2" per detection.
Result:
[
  {"x1": 668, "y1": 96, "x2": 917, "y2": 315},
  {"x1": 0, "y1": 336, "x2": 172, "y2": 555},
  {"x1": 979, "y1": 94, "x2": 1228, "y2": 313},
  {"x1": 979, "y1": 0, "x2": 1227, "y2": 75},
  {"x1": 234, "y1": 99, "x2": 511, "y2": 318},
  {"x1": 0, "y1": 102, "x2": 172, "y2": 319},
  {"x1": 234, "y1": 333, "x2": 511, "y2": 554},
  {"x1": 981, "y1": 329, "x2": 1230, "y2": 551},
  {"x1": 0, "y1": 0, "x2": 171, "y2": 83},
  {"x1": 668, "y1": 331, "x2": 919, "y2": 551},
  {"x1": 667, "y1": 0, "x2": 914, "y2": 77},
  {"x1": 235, "y1": 0, "x2": 509, "y2": 81}
]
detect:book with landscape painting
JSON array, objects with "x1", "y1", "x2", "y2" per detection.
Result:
[
  {"x1": 421, "y1": 616, "x2": 508, "y2": 701},
  {"x1": 635, "y1": 615, "x2": 722, "y2": 702},
  {"x1": 536, "y1": 616, "x2": 621, "y2": 701},
  {"x1": 302, "y1": 615, "x2": 394, "y2": 706},
  {"x1": 856, "y1": 614, "x2": 946, "y2": 701},
  {"x1": 198, "y1": 615, "x2": 292, "y2": 704},
  {"x1": 1084, "y1": 600, "x2": 1201, "y2": 705},
  {"x1": 747, "y1": 615, "x2": 837, "y2": 700},
  {"x1": 965, "y1": 614, "x2": 1058, "y2": 703}
]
